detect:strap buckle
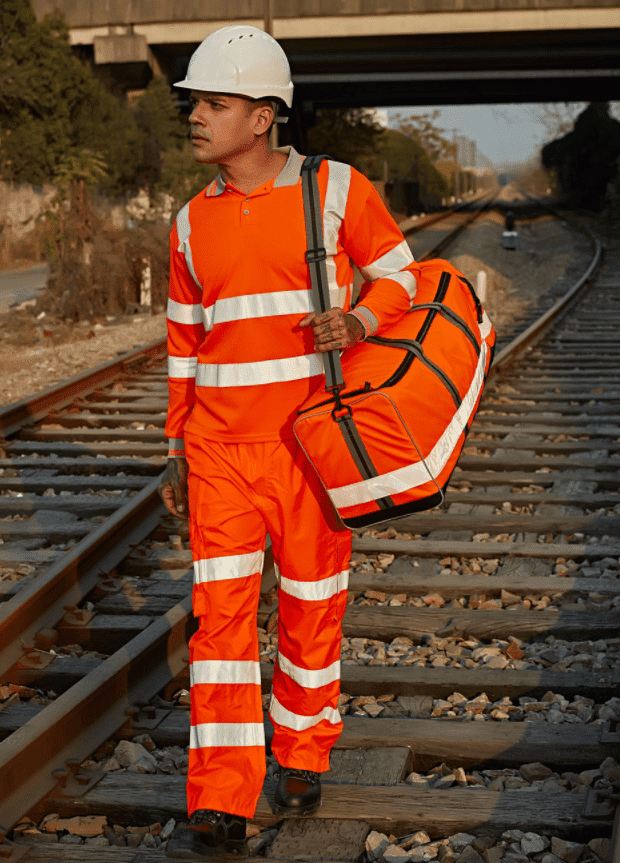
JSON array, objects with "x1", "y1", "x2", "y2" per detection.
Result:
[
  {"x1": 305, "y1": 247, "x2": 326, "y2": 264},
  {"x1": 332, "y1": 404, "x2": 352, "y2": 423}
]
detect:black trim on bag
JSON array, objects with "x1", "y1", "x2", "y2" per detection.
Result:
[
  {"x1": 336, "y1": 413, "x2": 395, "y2": 510},
  {"x1": 370, "y1": 270, "x2": 452, "y2": 390},
  {"x1": 406, "y1": 303, "x2": 480, "y2": 355},
  {"x1": 366, "y1": 335, "x2": 462, "y2": 409},
  {"x1": 459, "y1": 276, "x2": 484, "y2": 324},
  {"x1": 296, "y1": 270, "x2": 479, "y2": 417},
  {"x1": 297, "y1": 382, "x2": 373, "y2": 416},
  {"x1": 342, "y1": 488, "x2": 446, "y2": 529}
]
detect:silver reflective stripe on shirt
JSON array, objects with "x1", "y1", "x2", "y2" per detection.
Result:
[
  {"x1": 323, "y1": 161, "x2": 352, "y2": 311},
  {"x1": 360, "y1": 239, "x2": 415, "y2": 282},
  {"x1": 196, "y1": 354, "x2": 324, "y2": 388},
  {"x1": 203, "y1": 290, "x2": 313, "y2": 332},
  {"x1": 176, "y1": 203, "x2": 202, "y2": 290},
  {"x1": 167, "y1": 298, "x2": 204, "y2": 326},
  {"x1": 168, "y1": 356, "x2": 198, "y2": 378}
]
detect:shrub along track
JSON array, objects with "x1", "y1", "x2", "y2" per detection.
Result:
[{"x1": 1, "y1": 197, "x2": 619, "y2": 861}]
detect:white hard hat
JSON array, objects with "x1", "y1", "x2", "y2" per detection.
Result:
[{"x1": 175, "y1": 25, "x2": 293, "y2": 109}]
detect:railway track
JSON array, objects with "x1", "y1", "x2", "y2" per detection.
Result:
[{"x1": 1, "y1": 195, "x2": 618, "y2": 863}]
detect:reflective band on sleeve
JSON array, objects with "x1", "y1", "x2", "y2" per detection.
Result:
[
  {"x1": 191, "y1": 660, "x2": 261, "y2": 686},
  {"x1": 349, "y1": 306, "x2": 378, "y2": 337},
  {"x1": 269, "y1": 695, "x2": 341, "y2": 731},
  {"x1": 278, "y1": 569, "x2": 348, "y2": 601},
  {"x1": 168, "y1": 356, "x2": 198, "y2": 378},
  {"x1": 211, "y1": 290, "x2": 312, "y2": 325},
  {"x1": 328, "y1": 341, "x2": 488, "y2": 508},
  {"x1": 175, "y1": 203, "x2": 202, "y2": 290},
  {"x1": 360, "y1": 239, "x2": 415, "y2": 282},
  {"x1": 323, "y1": 161, "x2": 352, "y2": 314},
  {"x1": 190, "y1": 722, "x2": 265, "y2": 749},
  {"x1": 167, "y1": 298, "x2": 205, "y2": 325},
  {"x1": 380, "y1": 270, "x2": 417, "y2": 303},
  {"x1": 277, "y1": 653, "x2": 340, "y2": 689},
  {"x1": 196, "y1": 354, "x2": 324, "y2": 388},
  {"x1": 194, "y1": 550, "x2": 264, "y2": 584}
]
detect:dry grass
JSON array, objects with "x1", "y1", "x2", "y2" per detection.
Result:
[{"x1": 38, "y1": 221, "x2": 170, "y2": 320}]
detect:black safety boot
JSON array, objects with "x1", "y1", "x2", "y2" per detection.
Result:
[
  {"x1": 166, "y1": 810, "x2": 248, "y2": 859},
  {"x1": 274, "y1": 765, "x2": 322, "y2": 816}
]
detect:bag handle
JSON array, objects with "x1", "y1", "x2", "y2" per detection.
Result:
[{"x1": 300, "y1": 155, "x2": 344, "y2": 395}]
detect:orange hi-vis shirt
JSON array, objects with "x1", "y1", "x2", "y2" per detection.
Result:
[{"x1": 165, "y1": 147, "x2": 420, "y2": 450}]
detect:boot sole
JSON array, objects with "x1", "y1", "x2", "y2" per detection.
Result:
[
  {"x1": 273, "y1": 798, "x2": 322, "y2": 818},
  {"x1": 166, "y1": 838, "x2": 248, "y2": 859}
]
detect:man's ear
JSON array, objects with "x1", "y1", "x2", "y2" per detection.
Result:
[{"x1": 252, "y1": 105, "x2": 274, "y2": 137}]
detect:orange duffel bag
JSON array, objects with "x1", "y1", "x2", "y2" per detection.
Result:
[{"x1": 294, "y1": 156, "x2": 496, "y2": 529}]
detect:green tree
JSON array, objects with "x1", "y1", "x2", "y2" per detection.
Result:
[
  {"x1": 0, "y1": 0, "x2": 141, "y2": 192},
  {"x1": 158, "y1": 139, "x2": 218, "y2": 202},
  {"x1": 135, "y1": 76, "x2": 186, "y2": 152},
  {"x1": 391, "y1": 110, "x2": 451, "y2": 160},
  {"x1": 307, "y1": 108, "x2": 383, "y2": 172},
  {"x1": 374, "y1": 129, "x2": 449, "y2": 201}
]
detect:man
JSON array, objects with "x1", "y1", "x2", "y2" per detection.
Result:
[{"x1": 159, "y1": 24, "x2": 418, "y2": 860}]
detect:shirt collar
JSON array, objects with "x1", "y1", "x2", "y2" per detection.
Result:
[{"x1": 205, "y1": 146, "x2": 303, "y2": 198}]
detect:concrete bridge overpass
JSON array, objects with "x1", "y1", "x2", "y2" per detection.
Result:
[{"x1": 32, "y1": 1, "x2": 620, "y2": 119}]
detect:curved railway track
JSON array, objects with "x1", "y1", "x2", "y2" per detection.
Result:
[{"x1": 1, "y1": 194, "x2": 618, "y2": 863}]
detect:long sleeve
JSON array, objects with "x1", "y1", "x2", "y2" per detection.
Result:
[
  {"x1": 341, "y1": 174, "x2": 420, "y2": 337},
  {"x1": 164, "y1": 214, "x2": 206, "y2": 455}
]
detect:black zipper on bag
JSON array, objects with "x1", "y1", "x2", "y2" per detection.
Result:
[
  {"x1": 296, "y1": 382, "x2": 372, "y2": 416},
  {"x1": 458, "y1": 276, "x2": 484, "y2": 323}
]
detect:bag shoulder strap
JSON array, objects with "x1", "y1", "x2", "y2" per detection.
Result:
[{"x1": 300, "y1": 154, "x2": 344, "y2": 393}]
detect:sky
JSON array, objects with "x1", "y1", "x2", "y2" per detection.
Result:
[{"x1": 386, "y1": 103, "x2": 565, "y2": 169}]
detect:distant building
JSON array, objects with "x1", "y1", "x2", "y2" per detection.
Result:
[{"x1": 372, "y1": 108, "x2": 389, "y2": 128}]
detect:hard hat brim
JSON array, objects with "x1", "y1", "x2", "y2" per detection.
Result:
[{"x1": 174, "y1": 79, "x2": 293, "y2": 109}]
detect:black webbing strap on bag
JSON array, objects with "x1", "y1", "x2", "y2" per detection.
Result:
[
  {"x1": 299, "y1": 155, "x2": 394, "y2": 509},
  {"x1": 300, "y1": 155, "x2": 344, "y2": 395}
]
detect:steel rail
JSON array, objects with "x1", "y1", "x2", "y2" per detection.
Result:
[
  {"x1": 0, "y1": 595, "x2": 192, "y2": 832},
  {"x1": 399, "y1": 189, "x2": 493, "y2": 239},
  {"x1": 0, "y1": 337, "x2": 166, "y2": 440},
  {"x1": 488, "y1": 197, "x2": 603, "y2": 382},
  {"x1": 0, "y1": 193, "x2": 588, "y2": 839},
  {"x1": 610, "y1": 804, "x2": 620, "y2": 863},
  {"x1": 416, "y1": 193, "x2": 495, "y2": 262},
  {"x1": 0, "y1": 477, "x2": 165, "y2": 679}
]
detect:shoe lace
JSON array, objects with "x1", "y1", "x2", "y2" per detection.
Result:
[
  {"x1": 189, "y1": 809, "x2": 225, "y2": 827},
  {"x1": 282, "y1": 767, "x2": 319, "y2": 783}
]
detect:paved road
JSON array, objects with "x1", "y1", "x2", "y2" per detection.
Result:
[{"x1": 0, "y1": 264, "x2": 48, "y2": 312}]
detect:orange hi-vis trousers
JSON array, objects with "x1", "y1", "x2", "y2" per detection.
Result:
[{"x1": 185, "y1": 431, "x2": 352, "y2": 819}]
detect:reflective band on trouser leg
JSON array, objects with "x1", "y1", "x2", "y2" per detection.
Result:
[
  {"x1": 264, "y1": 438, "x2": 352, "y2": 774},
  {"x1": 185, "y1": 433, "x2": 269, "y2": 819}
]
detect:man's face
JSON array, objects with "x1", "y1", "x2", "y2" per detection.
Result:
[{"x1": 188, "y1": 91, "x2": 267, "y2": 164}]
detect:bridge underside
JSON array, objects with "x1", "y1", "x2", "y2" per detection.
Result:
[
  {"x1": 85, "y1": 26, "x2": 620, "y2": 111},
  {"x1": 283, "y1": 29, "x2": 620, "y2": 108}
]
